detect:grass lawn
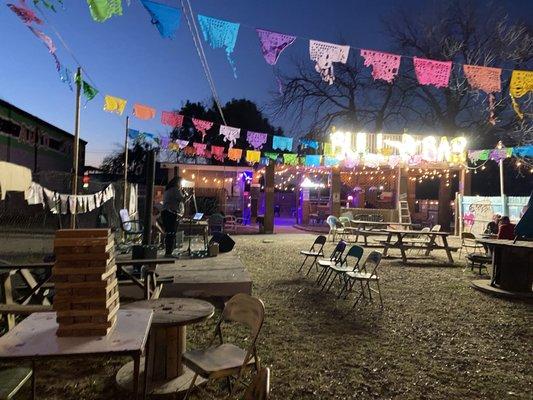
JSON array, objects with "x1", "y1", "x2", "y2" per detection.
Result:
[{"x1": 3, "y1": 233, "x2": 532, "y2": 399}]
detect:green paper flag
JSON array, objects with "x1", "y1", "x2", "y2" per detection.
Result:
[
  {"x1": 478, "y1": 149, "x2": 490, "y2": 161},
  {"x1": 283, "y1": 153, "x2": 298, "y2": 166},
  {"x1": 86, "y1": 0, "x2": 122, "y2": 22},
  {"x1": 264, "y1": 152, "x2": 279, "y2": 161},
  {"x1": 75, "y1": 73, "x2": 99, "y2": 102}
]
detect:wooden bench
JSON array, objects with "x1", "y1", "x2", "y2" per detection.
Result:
[{"x1": 0, "y1": 367, "x2": 33, "y2": 400}]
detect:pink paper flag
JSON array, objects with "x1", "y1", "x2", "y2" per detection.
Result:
[
  {"x1": 360, "y1": 49, "x2": 401, "y2": 83},
  {"x1": 211, "y1": 145, "x2": 225, "y2": 162},
  {"x1": 256, "y1": 29, "x2": 296, "y2": 65},
  {"x1": 192, "y1": 118, "x2": 214, "y2": 141},
  {"x1": 193, "y1": 142, "x2": 208, "y2": 157},
  {"x1": 413, "y1": 57, "x2": 452, "y2": 88},
  {"x1": 463, "y1": 65, "x2": 501, "y2": 94},
  {"x1": 28, "y1": 26, "x2": 56, "y2": 54},
  {"x1": 7, "y1": 1, "x2": 42, "y2": 25},
  {"x1": 161, "y1": 111, "x2": 184, "y2": 127}
]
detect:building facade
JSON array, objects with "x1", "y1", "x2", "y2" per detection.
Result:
[{"x1": 0, "y1": 99, "x2": 86, "y2": 173}]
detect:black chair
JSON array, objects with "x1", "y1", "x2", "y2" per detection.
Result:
[{"x1": 298, "y1": 235, "x2": 327, "y2": 273}]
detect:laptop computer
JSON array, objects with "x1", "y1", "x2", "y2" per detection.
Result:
[{"x1": 192, "y1": 212, "x2": 204, "y2": 221}]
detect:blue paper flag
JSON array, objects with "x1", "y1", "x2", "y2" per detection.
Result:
[
  {"x1": 140, "y1": 0, "x2": 181, "y2": 39},
  {"x1": 197, "y1": 14, "x2": 240, "y2": 78},
  {"x1": 128, "y1": 129, "x2": 141, "y2": 140},
  {"x1": 272, "y1": 136, "x2": 293, "y2": 151},
  {"x1": 513, "y1": 146, "x2": 533, "y2": 158},
  {"x1": 300, "y1": 139, "x2": 319, "y2": 149},
  {"x1": 324, "y1": 156, "x2": 339, "y2": 167},
  {"x1": 305, "y1": 155, "x2": 322, "y2": 167}
]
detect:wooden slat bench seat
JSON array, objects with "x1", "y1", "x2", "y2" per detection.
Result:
[{"x1": 0, "y1": 304, "x2": 52, "y2": 315}]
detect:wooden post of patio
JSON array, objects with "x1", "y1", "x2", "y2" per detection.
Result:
[
  {"x1": 457, "y1": 167, "x2": 471, "y2": 235},
  {"x1": 263, "y1": 162, "x2": 275, "y2": 234},
  {"x1": 330, "y1": 167, "x2": 341, "y2": 217},
  {"x1": 250, "y1": 169, "x2": 261, "y2": 224},
  {"x1": 438, "y1": 174, "x2": 453, "y2": 231}
]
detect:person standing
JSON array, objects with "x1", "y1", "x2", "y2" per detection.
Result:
[{"x1": 162, "y1": 177, "x2": 185, "y2": 256}]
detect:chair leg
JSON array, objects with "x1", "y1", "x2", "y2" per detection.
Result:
[
  {"x1": 321, "y1": 269, "x2": 334, "y2": 291},
  {"x1": 298, "y1": 255, "x2": 309, "y2": 273},
  {"x1": 376, "y1": 280, "x2": 383, "y2": 308},
  {"x1": 306, "y1": 259, "x2": 317, "y2": 276},
  {"x1": 182, "y1": 372, "x2": 199, "y2": 400},
  {"x1": 326, "y1": 272, "x2": 338, "y2": 292}
]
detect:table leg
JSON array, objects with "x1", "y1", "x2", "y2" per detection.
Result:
[
  {"x1": 383, "y1": 233, "x2": 392, "y2": 257},
  {"x1": 398, "y1": 235, "x2": 407, "y2": 264},
  {"x1": 32, "y1": 359, "x2": 36, "y2": 400},
  {"x1": 424, "y1": 234, "x2": 437, "y2": 257},
  {"x1": 133, "y1": 354, "x2": 140, "y2": 400},
  {"x1": 442, "y1": 236, "x2": 454, "y2": 264},
  {"x1": 143, "y1": 333, "x2": 153, "y2": 399},
  {"x1": 153, "y1": 325, "x2": 187, "y2": 380}
]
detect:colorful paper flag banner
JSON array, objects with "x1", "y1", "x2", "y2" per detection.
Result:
[
  {"x1": 140, "y1": 0, "x2": 181, "y2": 39},
  {"x1": 75, "y1": 72, "x2": 99, "y2": 102},
  {"x1": 309, "y1": 40, "x2": 350, "y2": 85},
  {"x1": 413, "y1": 57, "x2": 452, "y2": 88},
  {"x1": 127, "y1": 128, "x2": 141, "y2": 140},
  {"x1": 246, "y1": 131, "x2": 268, "y2": 149},
  {"x1": 227, "y1": 147, "x2": 242, "y2": 162},
  {"x1": 463, "y1": 65, "x2": 502, "y2": 94},
  {"x1": 192, "y1": 118, "x2": 214, "y2": 141},
  {"x1": 58, "y1": 64, "x2": 73, "y2": 91},
  {"x1": 509, "y1": 70, "x2": 533, "y2": 119},
  {"x1": 305, "y1": 155, "x2": 321, "y2": 167},
  {"x1": 323, "y1": 143, "x2": 335, "y2": 157},
  {"x1": 272, "y1": 136, "x2": 292, "y2": 151},
  {"x1": 324, "y1": 156, "x2": 339, "y2": 166},
  {"x1": 133, "y1": 103, "x2": 156, "y2": 120},
  {"x1": 211, "y1": 145, "x2": 225, "y2": 162},
  {"x1": 197, "y1": 14, "x2": 240, "y2": 78},
  {"x1": 176, "y1": 139, "x2": 189, "y2": 149},
  {"x1": 220, "y1": 125, "x2": 240, "y2": 147},
  {"x1": 300, "y1": 139, "x2": 319, "y2": 149},
  {"x1": 246, "y1": 150, "x2": 261, "y2": 164},
  {"x1": 161, "y1": 111, "x2": 184, "y2": 127},
  {"x1": 7, "y1": 1, "x2": 43, "y2": 25},
  {"x1": 193, "y1": 142, "x2": 208, "y2": 157},
  {"x1": 489, "y1": 148, "x2": 512, "y2": 162},
  {"x1": 283, "y1": 153, "x2": 298, "y2": 166},
  {"x1": 360, "y1": 49, "x2": 401, "y2": 83},
  {"x1": 104, "y1": 95, "x2": 127, "y2": 115},
  {"x1": 512, "y1": 146, "x2": 533, "y2": 158},
  {"x1": 256, "y1": 29, "x2": 296, "y2": 66},
  {"x1": 86, "y1": 0, "x2": 123, "y2": 23}
]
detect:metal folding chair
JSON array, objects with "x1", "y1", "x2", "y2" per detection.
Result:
[
  {"x1": 298, "y1": 235, "x2": 327, "y2": 274},
  {"x1": 343, "y1": 251, "x2": 384, "y2": 308},
  {"x1": 315, "y1": 241, "x2": 347, "y2": 285}
]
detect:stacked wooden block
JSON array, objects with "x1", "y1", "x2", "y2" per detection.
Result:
[{"x1": 53, "y1": 229, "x2": 119, "y2": 336}]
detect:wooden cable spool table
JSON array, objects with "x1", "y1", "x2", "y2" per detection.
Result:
[{"x1": 116, "y1": 298, "x2": 215, "y2": 398}]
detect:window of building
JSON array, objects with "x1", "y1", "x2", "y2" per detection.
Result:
[{"x1": 0, "y1": 117, "x2": 21, "y2": 138}]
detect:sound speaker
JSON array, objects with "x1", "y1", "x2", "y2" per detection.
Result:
[{"x1": 209, "y1": 232, "x2": 235, "y2": 253}]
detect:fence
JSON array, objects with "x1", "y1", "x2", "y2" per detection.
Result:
[{"x1": 458, "y1": 195, "x2": 530, "y2": 235}]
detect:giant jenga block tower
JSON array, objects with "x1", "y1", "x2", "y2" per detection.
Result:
[{"x1": 53, "y1": 229, "x2": 119, "y2": 336}]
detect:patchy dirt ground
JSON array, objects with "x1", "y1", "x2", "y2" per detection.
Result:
[{"x1": 4, "y1": 233, "x2": 532, "y2": 399}]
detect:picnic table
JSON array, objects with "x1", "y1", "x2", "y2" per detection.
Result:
[
  {"x1": 0, "y1": 309, "x2": 153, "y2": 400},
  {"x1": 343, "y1": 221, "x2": 417, "y2": 246},
  {"x1": 117, "y1": 298, "x2": 215, "y2": 398},
  {"x1": 380, "y1": 229, "x2": 456, "y2": 264},
  {"x1": 0, "y1": 258, "x2": 175, "y2": 331}
]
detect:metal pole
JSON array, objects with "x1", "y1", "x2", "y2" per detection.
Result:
[
  {"x1": 396, "y1": 164, "x2": 401, "y2": 222},
  {"x1": 499, "y1": 159, "x2": 506, "y2": 215},
  {"x1": 123, "y1": 116, "x2": 129, "y2": 210},
  {"x1": 70, "y1": 67, "x2": 82, "y2": 229},
  {"x1": 143, "y1": 149, "x2": 156, "y2": 246}
]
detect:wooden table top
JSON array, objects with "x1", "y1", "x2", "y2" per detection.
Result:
[
  {"x1": 385, "y1": 229, "x2": 451, "y2": 236},
  {"x1": 351, "y1": 221, "x2": 414, "y2": 226},
  {"x1": 477, "y1": 238, "x2": 533, "y2": 248},
  {"x1": 0, "y1": 258, "x2": 176, "y2": 271},
  {"x1": 0, "y1": 310, "x2": 153, "y2": 359},
  {"x1": 121, "y1": 298, "x2": 214, "y2": 327}
]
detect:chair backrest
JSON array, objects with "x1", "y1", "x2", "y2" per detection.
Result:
[
  {"x1": 362, "y1": 251, "x2": 383, "y2": 275},
  {"x1": 329, "y1": 240, "x2": 347, "y2": 262},
  {"x1": 338, "y1": 216, "x2": 351, "y2": 226},
  {"x1": 343, "y1": 245, "x2": 364, "y2": 269},
  {"x1": 244, "y1": 367, "x2": 270, "y2": 400},
  {"x1": 119, "y1": 209, "x2": 131, "y2": 231},
  {"x1": 326, "y1": 215, "x2": 338, "y2": 229},
  {"x1": 369, "y1": 214, "x2": 384, "y2": 222},
  {"x1": 341, "y1": 211, "x2": 354, "y2": 220},
  {"x1": 431, "y1": 224, "x2": 441, "y2": 232},
  {"x1": 222, "y1": 293, "x2": 265, "y2": 340},
  {"x1": 461, "y1": 232, "x2": 476, "y2": 241},
  {"x1": 310, "y1": 235, "x2": 327, "y2": 252}
]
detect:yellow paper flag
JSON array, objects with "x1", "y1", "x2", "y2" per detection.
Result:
[
  {"x1": 103, "y1": 95, "x2": 127, "y2": 115},
  {"x1": 509, "y1": 70, "x2": 533, "y2": 119}
]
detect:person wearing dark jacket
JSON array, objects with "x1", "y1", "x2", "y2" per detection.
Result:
[
  {"x1": 161, "y1": 177, "x2": 185, "y2": 256},
  {"x1": 497, "y1": 216, "x2": 516, "y2": 240}
]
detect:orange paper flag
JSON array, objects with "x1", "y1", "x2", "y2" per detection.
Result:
[
  {"x1": 228, "y1": 147, "x2": 242, "y2": 162},
  {"x1": 133, "y1": 103, "x2": 156, "y2": 120}
]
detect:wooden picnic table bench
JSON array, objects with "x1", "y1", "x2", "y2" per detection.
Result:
[{"x1": 380, "y1": 229, "x2": 458, "y2": 265}]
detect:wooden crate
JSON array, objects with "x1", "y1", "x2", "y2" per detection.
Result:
[{"x1": 53, "y1": 229, "x2": 119, "y2": 337}]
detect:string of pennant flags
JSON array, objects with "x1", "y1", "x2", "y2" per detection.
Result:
[{"x1": 6, "y1": 0, "x2": 533, "y2": 166}]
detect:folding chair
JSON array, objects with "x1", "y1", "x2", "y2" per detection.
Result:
[
  {"x1": 243, "y1": 367, "x2": 270, "y2": 400},
  {"x1": 459, "y1": 232, "x2": 485, "y2": 258},
  {"x1": 182, "y1": 293, "x2": 265, "y2": 400},
  {"x1": 117, "y1": 208, "x2": 144, "y2": 254},
  {"x1": 343, "y1": 251, "x2": 384, "y2": 308},
  {"x1": 326, "y1": 216, "x2": 346, "y2": 242},
  {"x1": 321, "y1": 245, "x2": 364, "y2": 294},
  {"x1": 298, "y1": 235, "x2": 327, "y2": 274},
  {"x1": 315, "y1": 241, "x2": 347, "y2": 285}
]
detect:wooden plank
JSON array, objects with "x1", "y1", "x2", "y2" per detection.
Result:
[
  {"x1": 54, "y1": 242, "x2": 114, "y2": 255},
  {"x1": 53, "y1": 236, "x2": 113, "y2": 247},
  {"x1": 0, "y1": 304, "x2": 52, "y2": 315},
  {"x1": 53, "y1": 290, "x2": 119, "y2": 310},
  {"x1": 54, "y1": 274, "x2": 116, "y2": 290},
  {"x1": 53, "y1": 265, "x2": 117, "y2": 278},
  {"x1": 55, "y1": 229, "x2": 111, "y2": 238},
  {"x1": 54, "y1": 252, "x2": 112, "y2": 261},
  {"x1": 54, "y1": 258, "x2": 115, "y2": 269}
]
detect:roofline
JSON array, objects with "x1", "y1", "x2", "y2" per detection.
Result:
[{"x1": 0, "y1": 98, "x2": 87, "y2": 144}]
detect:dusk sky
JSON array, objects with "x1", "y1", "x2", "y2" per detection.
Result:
[{"x1": 0, "y1": 0, "x2": 529, "y2": 166}]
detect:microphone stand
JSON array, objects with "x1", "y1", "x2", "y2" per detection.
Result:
[{"x1": 184, "y1": 188, "x2": 197, "y2": 257}]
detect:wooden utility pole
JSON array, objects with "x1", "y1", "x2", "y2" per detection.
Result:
[
  {"x1": 123, "y1": 116, "x2": 129, "y2": 210},
  {"x1": 70, "y1": 67, "x2": 82, "y2": 229}
]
